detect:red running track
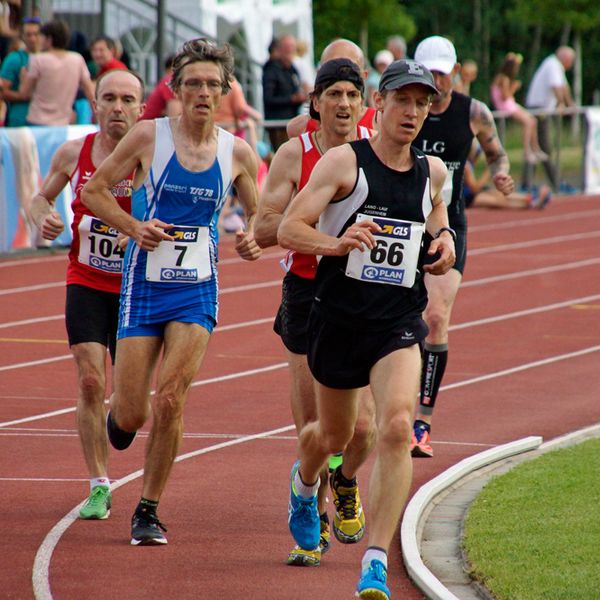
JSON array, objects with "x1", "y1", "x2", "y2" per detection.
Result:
[{"x1": 1, "y1": 194, "x2": 600, "y2": 600}]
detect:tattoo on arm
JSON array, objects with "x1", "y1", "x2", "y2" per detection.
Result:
[{"x1": 471, "y1": 99, "x2": 510, "y2": 176}]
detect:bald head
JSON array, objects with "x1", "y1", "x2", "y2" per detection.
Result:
[
  {"x1": 556, "y1": 46, "x2": 575, "y2": 70},
  {"x1": 95, "y1": 69, "x2": 145, "y2": 102},
  {"x1": 320, "y1": 39, "x2": 365, "y2": 71}
]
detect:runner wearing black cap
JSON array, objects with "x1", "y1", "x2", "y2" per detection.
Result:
[{"x1": 279, "y1": 59, "x2": 455, "y2": 599}]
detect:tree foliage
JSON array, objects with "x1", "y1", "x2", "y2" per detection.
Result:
[{"x1": 312, "y1": 0, "x2": 600, "y2": 104}]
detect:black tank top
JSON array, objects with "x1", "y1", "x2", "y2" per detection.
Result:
[
  {"x1": 314, "y1": 139, "x2": 431, "y2": 330},
  {"x1": 413, "y1": 91, "x2": 473, "y2": 221}
]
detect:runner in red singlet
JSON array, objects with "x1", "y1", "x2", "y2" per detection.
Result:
[
  {"x1": 255, "y1": 58, "x2": 375, "y2": 567},
  {"x1": 29, "y1": 69, "x2": 145, "y2": 520}
]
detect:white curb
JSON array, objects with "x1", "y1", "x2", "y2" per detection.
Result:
[{"x1": 401, "y1": 436, "x2": 543, "y2": 600}]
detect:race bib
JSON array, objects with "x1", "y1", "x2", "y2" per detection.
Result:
[
  {"x1": 77, "y1": 214, "x2": 125, "y2": 273},
  {"x1": 145, "y1": 225, "x2": 211, "y2": 284},
  {"x1": 345, "y1": 214, "x2": 424, "y2": 288}
]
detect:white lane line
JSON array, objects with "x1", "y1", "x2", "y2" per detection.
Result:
[
  {"x1": 468, "y1": 207, "x2": 600, "y2": 233},
  {"x1": 469, "y1": 230, "x2": 600, "y2": 256},
  {"x1": 32, "y1": 422, "x2": 296, "y2": 600},
  {"x1": 0, "y1": 362, "x2": 287, "y2": 428},
  {"x1": 450, "y1": 293, "x2": 600, "y2": 331},
  {"x1": 30, "y1": 341, "x2": 600, "y2": 600},
  {"x1": 462, "y1": 257, "x2": 600, "y2": 288}
]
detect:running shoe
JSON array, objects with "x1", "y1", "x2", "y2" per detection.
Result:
[
  {"x1": 411, "y1": 420, "x2": 433, "y2": 458},
  {"x1": 330, "y1": 466, "x2": 365, "y2": 544},
  {"x1": 79, "y1": 485, "x2": 111, "y2": 520},
  {"x1": 319, "y1": 513, "x2": 331, "y2": 554},
  {"x1": 328, "y1": 452, "x2": 343, "y2": 473},
  {"x1": 130, "y1": 510, "x2": 168, "y2": 546},
  {"x1": 356, "y1": 559, "x2": 390, "y2": 599},
  {"x1": 106, "y1": 410, "x2": 136, "y2": 451},
  {"x1": 287, "y1": 513, "x2": 331, "y2": 566},
  {"x1": 288, "y1": 460, "x2": 320, "y2": 551}
]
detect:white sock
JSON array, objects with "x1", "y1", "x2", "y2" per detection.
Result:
[
  {"x1": 362, "y1": 547, "x2": 388, "y2": 573},
  {"x1": 90, "y1": 477, "x2": 110, "y2": 491},
  {"x1": 294, "y1": 469, "x2": 319, "y2": 498}
]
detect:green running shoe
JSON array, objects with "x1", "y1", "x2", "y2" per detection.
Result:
[
  {"x1": 79, "y1": 485, "x2": 112, "y2": 520},
  {"x1": 328, "y1": 452, "x2": 343, "y2": 473}
]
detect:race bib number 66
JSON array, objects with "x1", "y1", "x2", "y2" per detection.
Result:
[{"x1": 345, "y1": 214, "x2": 424, "y2": 288}]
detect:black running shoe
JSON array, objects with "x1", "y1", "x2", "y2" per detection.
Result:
[
  {"x1": 130, "y1": 511, "x2": 168, "y2": 546},
  {"x1": 106, "y1": 410, "x2": 136, "y2": 450}
]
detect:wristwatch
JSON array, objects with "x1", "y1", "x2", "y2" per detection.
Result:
[{"x1": 435, "y1": 227, "x2": 457, "y2": 243}]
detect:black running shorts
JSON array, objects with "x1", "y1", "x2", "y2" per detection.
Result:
[
  {"x1": 273, "y1": 272, "x2": 315, "y2": 355},
  {"x1": 65, "y1": 284, "x2": 120, "y2": 362},
  {"x1": 307, "y1": 308, "x2": 429, "y2": 389}
]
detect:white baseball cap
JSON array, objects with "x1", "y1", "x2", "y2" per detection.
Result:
[
  {"x1": 414, "y1": 36, "x2": 457, "y2": 74},
  {"x1": 374, "y1": 49, "x2": 394, "y2": 67}
]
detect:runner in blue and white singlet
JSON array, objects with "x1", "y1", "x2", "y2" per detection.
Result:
[
  {"x1": 119, "y1": 117, "x2": 234, "y2": 337},
  {"x1": 81, "y1": 39, "x2": 261, "y2": 546}
]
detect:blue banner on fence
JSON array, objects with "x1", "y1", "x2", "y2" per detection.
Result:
[{"x1": 0, "y1": 124, "x2": 98, "y2": 253}]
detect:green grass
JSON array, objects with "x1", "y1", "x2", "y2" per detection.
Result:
[{"x1": 463, "y1": 438, "x2": 600, "y2": 599}]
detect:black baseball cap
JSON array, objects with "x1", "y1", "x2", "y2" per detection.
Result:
[
  {"x1": 309, "y1": 58, "x2": 364, "y2": 120},
  {"x1": 378, "y1": 59, "x2": 438, "y2": 95}
]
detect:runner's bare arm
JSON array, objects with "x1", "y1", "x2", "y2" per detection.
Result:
[
  {"x1": 286, "y1": 113, "x2": 310, "y2": 138},
  {"x1": 470, "y1": 99, "x2": 514, "y2": 195},
  {"x1": 278, "y1": 144, "x2": 380, "y2": 256},
  {"x1": 30, "y1": 139, "x2": 84, "y2": 240},
  {"x1": 254, "y1": 138, "x2": 302, "y2": 248},
  {"x1": 232, "y1": 137, "x2": 262, "y2": 261},
  {"x1": 82, "y1": 120, "x2": 172, "y2": 250}
]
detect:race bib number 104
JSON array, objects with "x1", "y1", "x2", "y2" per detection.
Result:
[
  {"x1": 77, "y1": 214, "x2": 125, "y2": 273},
  {"x1": 345, "y1": 214, "x2": 424, "y2": 288},
  {"x1": 145, "y1": 225, "x2": 211, "y2": 283}
]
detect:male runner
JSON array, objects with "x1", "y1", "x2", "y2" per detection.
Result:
[
  {"x1": 279, "y1": 59, "x2": 455, "y2": 599},
  {"x1": 255, "y1": 58, "x2": 375, "y2": 567},
  {"x1": 286, "y1": 38, "x2": 379, "y2": 138},
  {"x1": 411, "y1": 36, "x2": 514, "y2": 457},
  {"x1": 82, "y1": 39, "x2": 262, "y2": 545},
  {"x1": 29, "y1": 69, "x2": 145, "y2": 519}
]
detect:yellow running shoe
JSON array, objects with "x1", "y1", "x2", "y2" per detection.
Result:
[
  {"x1": 329, "y1": 466, "x2": 365, "y2": 543},
  {"x1": 287, "y1": 513, "x2": 331, "y2": 566}
]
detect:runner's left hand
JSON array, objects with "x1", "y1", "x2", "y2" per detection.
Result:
[{"x1": 235, "y1": 230, "x2": 262, "y2": 261}]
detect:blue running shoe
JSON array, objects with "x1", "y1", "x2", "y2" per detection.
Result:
[
  {"x1": 288, "y1": 460, "x2": 320, "y2": 550},
  {"x1": 356, "y1": 560, "x2": 390, "y2": 599}
]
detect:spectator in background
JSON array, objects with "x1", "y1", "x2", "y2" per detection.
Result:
[
  {"x1": 15, "y1": 19, "x2": 95, "y2": 125},
  {"x1": 90, "y1": 35, "x2": 127, "y2": 78},
  {"x1": 0, "y1": 0, "x2": 19, "y2": 61},
  {"x1": 366, "y1": 49, "x2": 393, "y2": 107},
  {"x1": 453, "y1": 58, "x2": 477, "y2": 96},
  {"x1": 524, "y1": 46, "x2": 575, "y2": 191},
  {"x1": 386, "y1": 34, "x2": 407, "y2": 60},
  {"x1": 293, "y1": 38, "x2": 315, "y2": 98},
  {"x1": 491, "y1": 52, "x2": 547, "y2": 164},
  {"x1": 0, "y1": 15, "x2": 41, "y2": 127},
  {"x1": 262, "y1": 34, "x2": 307, "y2": 150},
  {"x1": 463, "y1": 142, "x2": 551, "y2": 210},
  {"x1": 141, "y1": 54, "x2": 181, "y2": 119},
  {"x1": 69, "y1": 29, "x2": 94, "y2": 124}
]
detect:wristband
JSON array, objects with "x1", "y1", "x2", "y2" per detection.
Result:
[{"x1": 435, "y1": 227, "x2": 457, "y2": 243}]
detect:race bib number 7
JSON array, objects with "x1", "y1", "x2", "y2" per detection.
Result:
[
  {"x1": 77, "y1": 214, "x2": 125, "y2": 273},
  {"x1": 145, "y1": 225, "x2": 211, "y2": 283},
  {"x1": 345, "y1": 214, "x2": 424, "y2": 288}
]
